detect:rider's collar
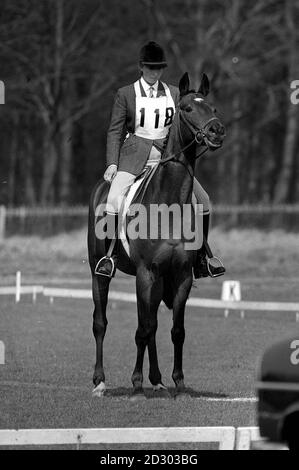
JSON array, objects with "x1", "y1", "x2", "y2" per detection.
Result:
[{"x1": 140, "y1": 76, "x2": 159, "y2": 95}]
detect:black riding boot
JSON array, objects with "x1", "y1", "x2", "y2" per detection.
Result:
[
  {"x1": 95, "y1": 213, "x2": 119, "y2": 278},
  {"x1": 194, "y1": 213, "x2": 226, "y2": 279}
]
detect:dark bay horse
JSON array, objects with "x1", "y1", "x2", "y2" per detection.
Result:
[{"x1": 88, "y1": 72, "x2": 226, "y2": 398}]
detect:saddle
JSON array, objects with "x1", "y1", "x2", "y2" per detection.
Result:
[
  {"x1": 102, "y1": 162, "x2": 224, "y2": 278},
  {"x1": 117, "y1": 162, "x2": 199, "y2": 257},
  {"x1": 118, "y1": 163, "x2": 160, "y2": 256}
]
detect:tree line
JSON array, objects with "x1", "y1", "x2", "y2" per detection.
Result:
[{"x1": 0, "y1": 0, "x2": 298, "y2": 206}]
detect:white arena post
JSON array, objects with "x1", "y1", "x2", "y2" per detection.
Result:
[
  {"x1": 15, "y1": 271, "x2": 21, "y2": 303},
  {"x1": 0, "y1": 341, "x2": 5, "y2": 365},
  {"x1": 0, "y1": 80, "x2": 4, "y2": 105},
  {"x1": 0, "y1": 205, "x2": 6, "y2": 241},
  {"x1": 235, "y1": 427, "x2": 265, "y2": 450},
  {"x1": 32, "y1": 286, "x2": 37, "y2": 304}
]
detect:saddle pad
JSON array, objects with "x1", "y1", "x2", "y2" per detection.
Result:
[
  {"x1": 119, "y1": 173, "x2": 198, "y2": 257},
  {"x1": 119, "y1": 175, "x2": 147, "y2": 256}
]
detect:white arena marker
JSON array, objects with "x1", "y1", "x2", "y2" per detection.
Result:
[
  {"x1": 222, "y1": 280, "x2": 241, "y2": 301},
  {"x1": 221, "y1": 280, "x2": 241, "y2": 318},
  {"x1": 0, "y1": 341, "x2": 5, "y2": 365},
  {"x1": 15, "y1": 271, "x2": 21, "y2": 303}
]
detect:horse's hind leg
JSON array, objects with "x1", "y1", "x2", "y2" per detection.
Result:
[
  {"x1": 171, "y1": 274, "x2": 193, "y2": 396},
  {"x1": 92, "y1": 274, "x2": 111, "y2": 397},
  {"x1": 131, "y1": 266, "x2": 163, "y2": 398}
]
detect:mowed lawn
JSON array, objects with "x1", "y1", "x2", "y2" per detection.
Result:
[
  {"x1": 0, "y1": 228, "x2": 299, "y2": 449},
  {"x1": 1, "y1": 226, "x2": 299, "y2": 282},
  {"x1": 1, "y1": 293, "x2": 298, "y2": 440}
]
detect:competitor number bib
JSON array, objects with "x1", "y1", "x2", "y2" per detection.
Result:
[{"x1": 134, "y1": 80, "x2": 175, "y2": 140}]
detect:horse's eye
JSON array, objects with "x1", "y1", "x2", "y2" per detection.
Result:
[{"x1": 185, "y1": 105, "x2": 192, "y2": 112}]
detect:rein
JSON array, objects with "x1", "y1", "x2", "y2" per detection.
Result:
[
  {"x1": 134, "y1": 107, "x2": 223, "y2": 208},
  {"x1": 159, "y1": 110, "x2": 220, "y2": 175}
]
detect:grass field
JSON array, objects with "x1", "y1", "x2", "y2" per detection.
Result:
[
  {"x1": 1, "y1": 226, "x2": 299, "y2": 281},
  {"x1": 0, "y1": 228, "x2": 299, "y2": 449},
  {"x1": 1, "y1": 295, "x2": 298, "y2": 450}
]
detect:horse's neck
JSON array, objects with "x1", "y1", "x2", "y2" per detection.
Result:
[{"x1": 158, "y1": 116, "x2": 195, "y2": 204}]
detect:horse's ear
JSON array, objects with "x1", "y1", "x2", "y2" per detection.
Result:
[
  {"x1": 198, "y1": 73, "x2": 209, "y2": 97},
  {"x1": 179, "y1": 72, "x2": 190, "y2": 96}
]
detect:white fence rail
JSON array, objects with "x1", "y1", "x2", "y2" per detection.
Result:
[
  {"x1": 1, "y1": 273, "x2": 299, "y2": 319},
  {"x1": 42, "y1": 287, "x2": 299, "y2": 317},
  {"x1": 0, "y1": 426, "x2": 283, "y2": 450},
  {"x1": 0, "y1": 426, "x2": 236, "y2": 450}
]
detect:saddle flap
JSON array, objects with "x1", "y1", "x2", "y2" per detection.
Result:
[{"x1": 119, "y1": 164, "x2": 158, "y2": 255}]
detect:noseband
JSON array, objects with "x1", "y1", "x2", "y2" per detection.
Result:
[
  {"x1": 179, "y1": 111, "x2": 222, "y2": 149},
  {"x1": 159, "y1": 110, "x2": 222, "y2": 172}
]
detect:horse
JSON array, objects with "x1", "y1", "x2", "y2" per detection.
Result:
[{"x1": 88, "y1": 72, "x2": 226, "y2": 399}]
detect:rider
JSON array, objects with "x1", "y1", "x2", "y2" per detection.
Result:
[{"x1": 96, "y1": 41, "x2": 225, "y2": 279}]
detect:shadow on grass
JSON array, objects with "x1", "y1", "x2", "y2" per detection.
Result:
[{"x1": 103, "y1": 387, "x2": 228, "y2": 400}]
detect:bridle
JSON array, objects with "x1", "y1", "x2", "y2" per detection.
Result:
[
  {"x1": 159, "y1": 108, "x2": 223, "y2": 177},
  {"x1": 180, "y1": 111, "x2": 223, "y2": 150}
]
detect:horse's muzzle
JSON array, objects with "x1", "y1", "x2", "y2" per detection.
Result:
[{"x1": 206, "y1": 121, "x2": 226, "y2": 149}]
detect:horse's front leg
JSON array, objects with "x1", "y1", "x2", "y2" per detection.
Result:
[
  {"x1": 131, "y1": 266, "x2": 163, "y2": 399},
  {"x1": 92, "y1": 274, "x2": 111, "y2": 397},
  {"x1": 171, "y1": 273, "x2": 193, "y2": 397}
]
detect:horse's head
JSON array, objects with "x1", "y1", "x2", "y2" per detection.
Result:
[{"x1": 178, "y1": 72, "x2": 226, "y2": 151}]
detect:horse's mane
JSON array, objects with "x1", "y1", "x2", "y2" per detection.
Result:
[{"x1": 161, "y1": 108, "x2": 181, "y2": 158}]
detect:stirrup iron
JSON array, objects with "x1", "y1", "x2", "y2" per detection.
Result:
[
  {"x1": 94, "y1": 256, "x2": 116, "y2": 278},
  {"x1": 207, "y1": 256, "x2": 225, "y2": 278}
]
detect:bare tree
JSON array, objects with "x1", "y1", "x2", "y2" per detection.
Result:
[
  {"x1": 1, "y1": 0, "x2": 133, "y2": 204},
  {"x1": 274, "y1": 0, "x2": 299, "y2": 203}
]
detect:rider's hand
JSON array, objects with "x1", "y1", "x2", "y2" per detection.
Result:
[{"x1": 104, "y1": 164, "x2": 117, "y2": 183}]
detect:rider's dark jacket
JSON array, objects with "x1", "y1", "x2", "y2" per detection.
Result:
[{"x1": 106, "y1": 80, "x2": 179, "y2": 175}]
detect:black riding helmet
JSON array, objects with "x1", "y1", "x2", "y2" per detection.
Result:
[{"x1": 139, "y1": 41, "x2": 167, "y2": 69}]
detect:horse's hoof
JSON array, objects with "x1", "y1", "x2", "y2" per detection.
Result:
[
  {"x1": 130, "y1": 394, "x2": 146, "y2": 402},
  {"x1": 92, "y1": 382, "x2": 106, "y2": 398},
  {"x1": 174, "y1": 392, "x2": 191, "y2": 401},
  {"x1": 152, "y1": 383, "x2": 170, "y2": 398},
  {"x1": 153, "y1": 383, "x2": 167, "y2": 391},
  {"x1": 130, "y1": 390, "x2": 146, "y2": 401}
]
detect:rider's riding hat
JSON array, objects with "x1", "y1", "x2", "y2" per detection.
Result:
[{"x1": 139, "y1": 41, "x2": 167, "y2": 68}]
